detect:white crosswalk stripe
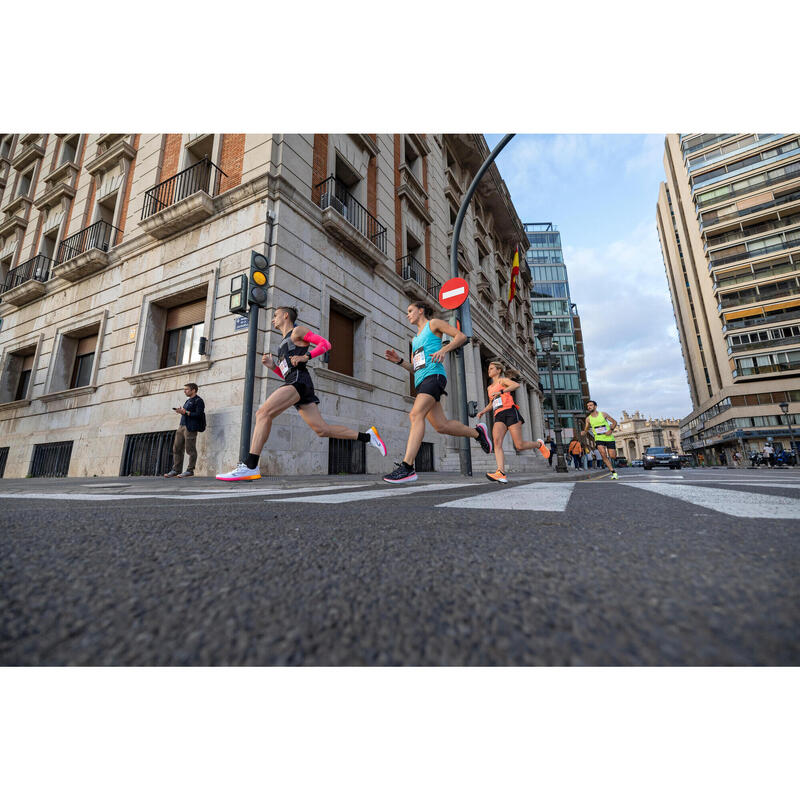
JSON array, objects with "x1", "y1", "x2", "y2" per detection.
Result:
[
  {"x1": 436, "y1": 482, "x2": 576, "y2": 511},
  {"x1": 265, "y1": 482, "x2": 476, "y2": 504},
  {"x1": 624, "y1": 482, "x2": 800, "y2": 519}
]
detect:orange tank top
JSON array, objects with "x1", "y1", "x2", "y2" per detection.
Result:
[{"x1": 488, "y1": 382, "x2": 515, "y2": 413}]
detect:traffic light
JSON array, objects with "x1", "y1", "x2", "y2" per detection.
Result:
[
  {"x1": 249, "y1": 251, "x2": 269, "y2": 308},
  {"x1": 229, "y1": 274, "x2": 248, "y2": 316}
]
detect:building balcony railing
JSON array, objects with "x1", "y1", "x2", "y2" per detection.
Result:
[
  {"x1": 723, "y1": 305, "x2": 800, "y2": 332},
  {"x1": 700, "y1": 189, "x2": 800, "y2": 230},
  {"x1": 705, "y1": 213, "x2": 800, "y2": 250},
  {"x1": 398, "y1": 255, "x2": 441, "y2": 299},
  {"x1": 681, "y1": 134, "x2": 732, "y2": 157},
  {"x1": 696, "y1": 161, "x2": 800, "y2": 211},
  {"x1": 734, "y1": 361, "x2": 800, "y2": 378},
  {"x1": 315, "y1": 176, "x2": 387, "y2": 255},
  {"x1": 0, "y1": 254, "x2": 52, "y2": 294},
  {"x1": 728, "y1": 333, "x2": 800, "y2": 355},
  {"x1": 718, "y1": 281, "x2": 800, "y2": 311},
  {"x1": 56, "y1": 220, "x2": 121, "y2": 265},
  {"x1": 141, "y1": 157, "x2": 226, "y2": 220},
  {"x1": 708, "y1": 236, "x2": 800, "y2": 269},
  {"x1": 715, "y1": 259, "x2": 799, "y2": 291}
]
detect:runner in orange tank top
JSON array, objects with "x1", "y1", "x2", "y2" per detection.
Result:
[{"x1": 477, "y1": 359, "x2": 550, "y2": 483}]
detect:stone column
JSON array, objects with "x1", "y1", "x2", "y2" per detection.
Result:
[
  {"x1": 516, "y1": 379, "x2": 533, "y2": 441},
  {"x1": 529, "y1": 388, "x2": 545, "y2": 440}
]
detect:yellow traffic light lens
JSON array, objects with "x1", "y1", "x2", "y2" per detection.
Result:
[{"x1": 252, "y1": 271, "x2": 267, "y2": 286}]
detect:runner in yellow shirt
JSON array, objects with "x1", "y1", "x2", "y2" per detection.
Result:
[{"x1": 582, "y1": 400, "x2": 620, "y2": 479}]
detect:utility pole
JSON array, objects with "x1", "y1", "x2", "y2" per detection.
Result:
[{"x1": 450, "y1": 134, "x2": 515, "y2": 476}]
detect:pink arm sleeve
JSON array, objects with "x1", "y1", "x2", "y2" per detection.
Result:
[{"x1": 302, "y1": 330, "x2": 331, "y2": 359}]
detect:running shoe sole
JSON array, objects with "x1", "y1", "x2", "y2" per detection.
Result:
[
  {"x1": 537, "y1": 440, "x2": 551, "y2": 459},
  {"x1": 382, "y1": 473, "x2": 418, "y2": 484},
  {"x1": 215, "y1": 474, "x2": 261, "y2": 481},
  {"x1": 486, "y1": 472, "x2": 507, "y2": 483},
  {"x1": 368, "y1": 426, "x2": 387, "y2": 457},
  {"x1": 476, "y1": 423, "x2": 493, "y2": 454}
]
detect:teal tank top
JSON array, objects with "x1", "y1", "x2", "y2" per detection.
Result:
[{"x1": 411, "y1": 321, "x2": 447, "y2": 387}]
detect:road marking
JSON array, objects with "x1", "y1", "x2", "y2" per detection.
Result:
[
  {"x1": 436, "y1": 482, "x2": 576, "y2": 511},
  {"x1": 0, "y1": 484, "x2": 368, "y2": 502},
  {"x1": 624, "y1": 483, "x2": 800, "y2": 519},
  {"x1": 265, "y1": 482, "x2": 476, "y2": 504}
]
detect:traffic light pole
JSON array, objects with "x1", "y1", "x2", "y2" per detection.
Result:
[
  {"x1": 450, "y1": 134, "x2": 515, "y2": 476},
  {"x1": 239, "y1": 212, "x2": 276, "y2": 463}
]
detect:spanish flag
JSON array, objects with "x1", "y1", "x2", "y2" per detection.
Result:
[{"x1": 508, "y1": 247, "x2": 520, "y2": 305}]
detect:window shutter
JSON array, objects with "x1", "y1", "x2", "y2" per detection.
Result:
[
  {"x1": 328, "y1": 308, "x2": 354, "y2": 376},
  {"x1": 736, "y1": 191, "x2": 772, "y2": 211},
  {"x1": 166, "y1": 299, "x2": 205, "y2": 330},
  {"x1": 76, "y1": 335, "x2": 98, "y2": 356},
  {"x1": 21, "y1": 355, "x2": 34, "y2": 371}
]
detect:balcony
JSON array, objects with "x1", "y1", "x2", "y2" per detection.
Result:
[
  {"x1": 315, "y1": 176, "x2": 388, "y2": 268},
  {"x1": 700, "y1": 189, "x2": 800, "y2": 230},
  {"x1": 0, "y1": 255, "x2": 52, "y2": 306},
  {"x1": 397, "y1": 164, "x2": 432, "y2": 223},
  {"x1": 708, "y1": 234, "x2": 800, "y2": 269},
  {"x1": 398, "y1": 255, "x2": 441, "y2": 302},
  {"x1": 729, "y1": 333, "x2": 800, "y2": 355},
  {"x1": 705, "y1": 212, "x2": 800, "y2": 250},
  {"x1": 10, "y1": 142, "x2": 45, "y2": 172},
  {"x1": 140, "y1": 157, "x2": 225, "y2": 239},
  {"x1": 696, "y1": 160, "x2": 800, "y2": 210},
  {"x1": 718, "y1": 278, "x2": 800, "y2": 311},
  {"x1": 53, "y1": 220, "x2": 120, "y2": 282}
]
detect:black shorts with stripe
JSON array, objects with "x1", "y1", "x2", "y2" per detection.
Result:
[{"x1": 493, "y1": 407, "x2": 525, "y2": 428}]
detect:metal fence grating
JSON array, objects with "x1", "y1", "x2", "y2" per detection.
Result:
[
  {"x1": 328, "y1": 438, "x2": 366, "y2": 475},
  {"x1": 0, "y1": 446, "x2": 9, "y2": 478},
  {"x1": 120, "y1": 430, "x2": 176, "y2": 476},
  {"x1": 415, "y1": 442, "x2": 435, "y2": 472},
  {"x1": 30, "y1": 441, "x2": 73, "y2": 478}
]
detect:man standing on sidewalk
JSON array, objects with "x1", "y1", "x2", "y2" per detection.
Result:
[{"x1": 164, "y1": 383, "x2": 205, "y2": 478}]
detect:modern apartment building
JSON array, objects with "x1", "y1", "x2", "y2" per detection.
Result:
[
  {"x1": 526, "y1": 222, "x2": 590, "y2": 440},
  {"x1": 658, "y1": 134, "x2": 800, "y2": 464},
  {"x1": 0, "y1": 133, "x2": 546, "y2": 479}
]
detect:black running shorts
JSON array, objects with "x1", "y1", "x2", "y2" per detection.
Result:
[
  {"x1": 288, "y1": 371, "x2": 320, "y2": 409},
  {"x1": 415, "y1": 374, "x2": 448, "y2": 401},
  {"x1": 493, "y1": 407, "x2": 525, "y2": 427}
]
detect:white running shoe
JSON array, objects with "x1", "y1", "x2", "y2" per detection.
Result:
[
  {"x1": 367, "y1": 425, "x2": 387, "y2": 456},
  {"x1": 215, "y1": 463, "x2": 261, "y2": 481}
]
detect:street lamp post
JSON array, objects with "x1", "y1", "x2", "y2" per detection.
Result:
[
  {"x1": 536, "y1": 325, "x2": 568, "y2": 473},
  {"x1": 779, "y1": 401, "x2": 797, "y2": 466},
  {"x1": 736, "y1": 427, "x2": 745, "y2": 468}
]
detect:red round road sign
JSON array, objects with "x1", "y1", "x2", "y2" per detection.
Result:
[{"x1": 439, "y1": 277, "x2": 469, "y2": 310}]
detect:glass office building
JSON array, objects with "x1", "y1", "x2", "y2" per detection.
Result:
[{"x1": 526, "y1": 222, "x2": 586, "y2": 438}]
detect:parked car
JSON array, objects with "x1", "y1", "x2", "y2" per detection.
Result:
[
  {"x1": 631, "y1": 459, "x2": 644, "y2": 467},
  {"x1": 613, "y1": 456, "x2": 628, "y2": 468},
  {"x1": 643, "y1": 446, "x2": 682, "y2": 470}
]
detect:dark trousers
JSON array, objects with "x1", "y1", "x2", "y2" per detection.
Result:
[
  {"x1": 572, "y1": 454, "x2": 582, "y2": 469},
  {"x1": 172, "y1": 427, "x2": 198, "y2": 472}
]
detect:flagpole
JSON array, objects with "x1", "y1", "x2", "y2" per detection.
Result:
[{"x1": 451, "y1": 134, "x2": 515, "y2": 477}]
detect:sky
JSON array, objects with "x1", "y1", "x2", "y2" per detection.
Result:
[{"x1": 485, "y1": 134, "x2": 692, "y2": 423}]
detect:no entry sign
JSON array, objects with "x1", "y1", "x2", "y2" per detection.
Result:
[{"x1": 439, "y1": 277, "x2": 469, "y2": 310}]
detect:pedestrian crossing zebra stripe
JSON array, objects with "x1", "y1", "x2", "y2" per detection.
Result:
[
  {"x1": 436, "y1": 482, "x2": 576, "y2": 511},
  {"x1": 264, "y1": 482, "x2": 476, "y2": 504},
  {"x1": 624, "y1": 482, "x2": 800, "y2": 519}
]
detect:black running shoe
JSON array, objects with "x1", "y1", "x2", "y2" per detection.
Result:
[
  {"x1": 475, "y1": 422, "x2": 493, "y2": 454},
  {"x1": 383, "y1": 461, "x2": 418, "y2": 484}
]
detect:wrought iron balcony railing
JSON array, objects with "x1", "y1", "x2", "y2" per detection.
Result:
[
  {"x1": 315, "y1": 176, "x2": 387, "y2": 254},
  {"x1": 141, "y1": 157, "x2": 226, "y2": 220},
  {"x1": 398, "y1": 255, "x2": 441, "y2": 298},
  {"x1": 1, "y1": 254, "x2": 53, "y2": 293},
  {"x1": 56, "y1": 220, "x2": 121, "y2": 265}
]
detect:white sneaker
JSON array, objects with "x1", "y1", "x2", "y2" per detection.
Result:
[
  {"x1": 215, "y1": 463, "x2": 261, "y2": 481},
  {"x1": 367, "y1": 425, "x2": 387, "y2": 456}
]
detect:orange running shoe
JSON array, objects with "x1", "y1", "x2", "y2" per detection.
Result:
[
  {"x1": 536, "y1": 439, "x2": 551, "y2": 459},
  {"x1": 486, "y1": 469, "x2": 508, "y2": 483}
]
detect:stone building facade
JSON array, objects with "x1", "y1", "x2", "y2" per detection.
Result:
[
  {"x1": 614, "y1": 410, "x2": 683, "y2": 462},
  {"x1": 0, "y1": 133, "x2": 547, "y2": 478}
]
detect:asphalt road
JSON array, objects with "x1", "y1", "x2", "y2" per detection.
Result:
[{"x1": 1, "y1": 467, "x2": 798, "y2": 665}]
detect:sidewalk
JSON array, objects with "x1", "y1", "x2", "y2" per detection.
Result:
[{"x1": 0, "y1": 467, "x2": 603, "y2": 495}]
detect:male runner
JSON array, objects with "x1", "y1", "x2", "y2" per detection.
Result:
[
  {"x1": 216, "y1": 306, "x2": 386, "y2": 480},
  {"x1": 382, "y1": 301, "x2": 492, "y2": 484},
  {"x1": 582, "y1": 400, "x2": 619, "y2": 479}
]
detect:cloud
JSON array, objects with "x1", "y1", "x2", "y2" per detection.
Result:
[{"x1": 563, "y1": 219, "x2": 692, "y2": 420}]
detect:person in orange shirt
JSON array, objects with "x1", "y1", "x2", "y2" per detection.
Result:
[{"x1": 477, "y1": 359, "x2": 550, "y2": 483}]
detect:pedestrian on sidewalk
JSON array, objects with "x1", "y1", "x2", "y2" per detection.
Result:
[
  {"x1": 164, "y1": 383, "x2": 206, "y2": 478},
  {"x1": 545, "y1": 437, "x2": 555, "y2": 467},
  {"x1": 568, "y1": 437, "x2": 583, "y2": 470}
]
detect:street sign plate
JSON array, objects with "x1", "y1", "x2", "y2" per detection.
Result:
[
  {"x1": 439, "y1": 277, "x2": 469, "y2": 310},
  {"x1": 234, "y1": 316, "x2": 249, "y2": 331}
]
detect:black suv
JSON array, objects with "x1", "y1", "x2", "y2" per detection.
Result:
[{"x1": 643, "y1": 446, "x2": 681, "y2": 470}]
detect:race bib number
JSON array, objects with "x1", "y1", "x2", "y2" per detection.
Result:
[
  {"x1": 594, "y1": 424, "x2": 608, "y2": 434},
  {"x1": 279, "y1": 358, "x2": 289, "y2": 376},
  {"x1": 492, "y1": 396, "x2": 504, "y2": 411},
  {"x1": 412, "y1": 348, "x2": 426, "y2": 371}
]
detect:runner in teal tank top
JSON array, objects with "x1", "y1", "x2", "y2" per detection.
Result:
[
  {"x1": 382, "y1": 300, "x2": 493, "y2": 484},
  {"x1": 582, "y1": 399, "x2": 620, "y2": 479}
]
